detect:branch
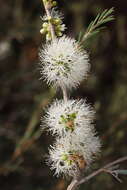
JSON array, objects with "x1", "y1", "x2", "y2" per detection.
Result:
[
  {"x1": 42, "y1": 0, "x2": 56, "y2": 40},
  {"x1": 67, "y1": 156, "x2": 127, "y2": 190},
  {"x1": 61, "y1": 85, "x2": 68, "y2": 102},
  {"x1": 41, "y1": 0, "x2": 68, "y2": 101},
  {"x1": 78, "y1": 8, "x2": 114, "y2": 46},
  {"x1": 67, "y1": 179, "x2": 79, "y2": 190}
]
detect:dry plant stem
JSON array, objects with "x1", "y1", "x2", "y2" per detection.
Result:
[
  {"x1": 61, "y1": 85, "x2": 68, "y2": 102},
  {"x1": 67, "y1": 179, "x2": 79, "y2": 190},
  {"x1": 42, "y1": 0, "x2": 56, "y2": 39},
  {"x1": 67, "y1": 156, "x2": 127, "y2": 190},
  {"x1": 103, "y1": 156, "x2": 127, "y2": 169},
  {"x1": 42, "y1": 0, "x2": 68, "y2": 101}
]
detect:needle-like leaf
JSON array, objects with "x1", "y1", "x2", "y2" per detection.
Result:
[{"x1": 78, "y1": 8, "x2": 114, "y2": 45}]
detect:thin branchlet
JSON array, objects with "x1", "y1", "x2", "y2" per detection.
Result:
[
  {"x1": 78, "y1": 8, "x2": 114, "y2": 45},
  {"x1": 42, "y1": 0, "x2": 56, "y2": 39},
  {"x1": 67, "y1": 156, "x2": 127, "y2": 190},
  {"x1": 41, "y1": 0, "x2": 68, "y2": 101}
]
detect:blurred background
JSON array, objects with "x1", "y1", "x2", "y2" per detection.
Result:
[{"x1": 0, "y1": 0, "x2": 127, "y2": 189}]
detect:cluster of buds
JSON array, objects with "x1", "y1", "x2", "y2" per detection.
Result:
[
  {"x1": 40, "y1": 1, "x2": 66, "y2": 40},
  {"x1": 40, "y1": 0, "x2": 101, "y2": 178},
  {"x1": 43, "y1": 0, "x2": 57, "y2": 8},
  {"x1": 40, "y1": 16, "x2": 65, "y2": 40}
]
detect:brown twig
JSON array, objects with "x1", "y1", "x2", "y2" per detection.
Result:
[
  {"x1": 41, "y1": 0, "x2": 68, "y2": 101},
  {"x1": 67, "y1": 156, "x2": 127, "y2": 190},
  {"x1": 42, "y1": 0, "x2": 56, "y2": 40},
  {"x1": 61, "y1": 85, "x2": 68, "y2": 102},
  {"x1": 67, "y1": 179, "x2": 79, "y2": 190}
]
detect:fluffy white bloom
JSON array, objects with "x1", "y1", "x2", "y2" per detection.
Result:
[
  {"x1": 39, "y1": 36, "x2": 89, "y2": 89},
  {"x1": 47, "y1": 135, "x2": 101, "y2": 177},
  {"x1": 42, "y1": 99, "x2": 95, "y2": 137}
]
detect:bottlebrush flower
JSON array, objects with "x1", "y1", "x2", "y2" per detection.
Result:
[
  {"x1": 39, "y1": 36, "x2": 89, "y2": 89},
  {"x1": 42, "y1": 99, "x2": 95, "y2": 137},
  {"x1": 47, "y1": 135, "x2": 101, "y2": 177}
]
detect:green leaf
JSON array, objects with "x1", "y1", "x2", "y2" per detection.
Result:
[
  {"x1": 92, "y1": 13, "x2": 100, "y2": 26},
  {"x1": 78, "y1": 31, "x2": 84, "y2": 42},
  {"x1": 114, "y1": 170, "x2": 127, "y2": 175},
  {"x1": 78, "y1": 7, "x2": 115, "y2": 46}
]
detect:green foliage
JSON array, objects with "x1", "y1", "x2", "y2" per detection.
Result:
[
  {"x1": 78, "y1": 8, "x2": 114, "y2": 45},
  {"x1": 114, "y1": 170, "x2": 127, "y2": 175}
]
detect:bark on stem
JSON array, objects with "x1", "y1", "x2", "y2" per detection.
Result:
[
  {"x1": 42, "y1": 0, "x2": 68, "y2": 101},
  {"x1": 42, "y1": 0, "x2": 56, "y2": 40},
  {"x1": 61, "y1": 85, "x2": 68, "y2": 102},
  {"x1": 67, "y1": 156, "x2": 127, "y2": 190},
  {"x1": 67, "y1": 179, "x2": 78, "y2": 190}
]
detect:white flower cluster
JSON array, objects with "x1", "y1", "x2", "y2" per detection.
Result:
[
  {"x1": 40, "y1": 0, "x2": 101, "y2": 178},
  {"x1": 39, "y1": 36, "x2": 89, "y2": 89},
  {"x1": 48, "y1": 135, "x2": 100, "y2": 177},
  {"x1": 43, "y1": 99, "x2": 95, "y2": 136},
  {"x1": 43, "y1": 99, "x2": 101, "y2": 177}
]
